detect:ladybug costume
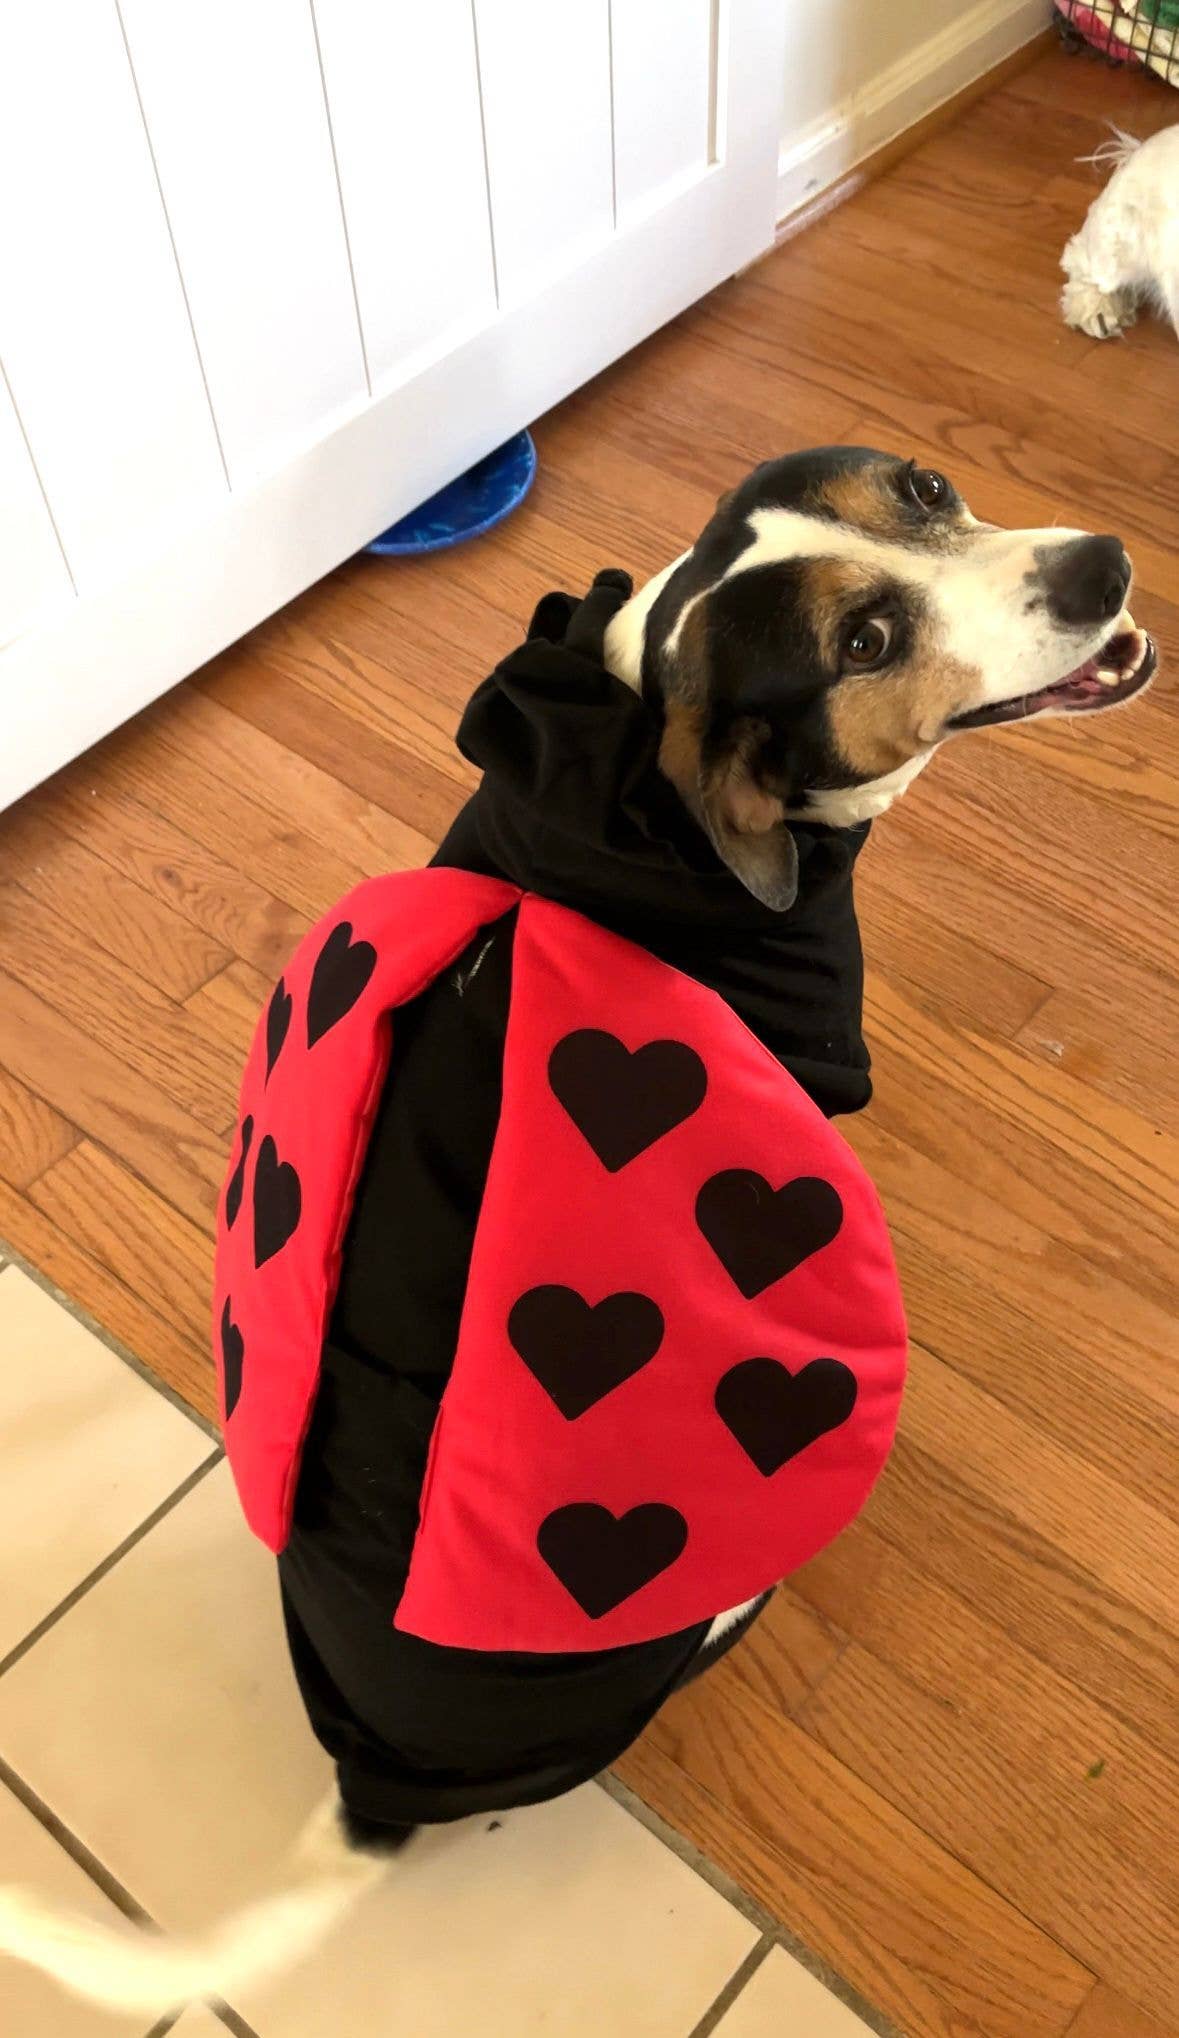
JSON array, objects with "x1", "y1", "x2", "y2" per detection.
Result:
[{"x1": 213, "y1": 572, "x2": 906, "y2": 1828}]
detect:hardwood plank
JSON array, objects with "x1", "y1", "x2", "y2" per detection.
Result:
[
  {"x1": 900, "y1": 1343, "x2": 1179, "y2": 1641},
  {"x1": 1017, "y1": 981, "x2": 1179, "y2": 1139},
  {"x1": 41, "y1": 771, "x2": 312, "y2": 979},
  {"x1": 711, "y1": 1585, "x2": 845, "y2": 1721},
  {"x1": 0, "y1": 804, "x2": 231, "y2": 1000},
  {"x1": 195, "y1": 652, "x2": 467, "y2": 847},
  {"x1": 863, "y1": 974, "x2": 1179, "y2": 1313},
  {"x1": 801, "y1": 1640, "x2": 1177, "y2": 2029},
  {"x1": 0, "y1": 1067, "x2": 78, "y2": 1191},
  {"x1": 0, "y1": 967, "x2": 224, "y2": 1231},
  {"x1": 794, "y1": 1518, "x2": 1179, "y2": 1877},
  {"x1": 29, "y1": 1141, "x2": 212, "y2": 1353},
  {"x1": 79, "y1": 708, "x2": 379, "y2": 922},
  {"x1": 617, "y1": 1679, "x2": 1093, "y2": 2038},
  {"x1": 996, "y1": 710, "x2": 1179, "y2": 848},
  {"x1": 859, "y1": 787, "x2": 1179, "y2": 1045},
  {"x1": 228, "y1": 616, "x2": 476, "y2": 792},
  {"x1": 794, "y1": 1529, "x2": 1179, "y2": 2026},
  {"x1": 846, "y1": 1115, "x2": 1179, "y2": 1518},
  {"x1": 1068, "y1": 1983, "x2": 1179, "y2": 2038},
  {"x1": 867, "y1": 1433, "x2": 1179, "y2": 1765},
  {"x1": 185, "y1": 960, "x2": 273, "y2": 1063},
  {"x1": 142, "y1": 686, "x2": 435, "y2": 880},
  {"x1": 897, "y1": 740, "x2": 1179, "y2": 982},
  {"x1": 858, "y1": 886, "x2": 1051, "y2": 1041},
  {"x1": 0, "y1": 882, "x2": 237, "y2": 1137}
]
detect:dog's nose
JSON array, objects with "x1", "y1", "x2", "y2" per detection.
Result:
[{"x1": 1043, "y1": 534, "x2": 1131, "y2": 628}]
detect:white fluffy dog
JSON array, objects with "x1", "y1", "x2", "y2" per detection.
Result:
[{"x1": 1060, "y1": 124, "x2": 1179, "y2": 340}]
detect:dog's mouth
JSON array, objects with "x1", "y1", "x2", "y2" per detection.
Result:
[{"x1": 949, "y1": 620, "x2": 1156, "y2": 731}]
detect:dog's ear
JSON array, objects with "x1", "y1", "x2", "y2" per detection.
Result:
[{"x1": 698, "y1": 719, "x2": 799, "y2": 912}]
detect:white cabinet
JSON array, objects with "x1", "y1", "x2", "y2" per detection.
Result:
[{"x1": 0, "y1": 0, "x2": 787, "y2": 810}]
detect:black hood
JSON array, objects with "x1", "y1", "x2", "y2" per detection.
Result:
[{"x1": 432, "y1": 571, "x2": 872, "y2": 1116}]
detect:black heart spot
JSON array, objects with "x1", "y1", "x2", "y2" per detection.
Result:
[
  {"x1": 537, "y1": 1503, "x2": 688, "y2": 1618},
  {"x1": 266, "y1": 979, "x2": 292, "y2": 1080},
  {"x1": 715, "y1": 1356, "x2": 857, "y2": 1475},
  {"x1": 696, "y1": 1170, "x2": 843, "y2": 1298},
  {"x1": 224, "y1": 1114, "x2": 253, "y2": 1231},
  {"x1": 549, "y1": 1030, "x2": 706, "y2": 1172},
  {"x1": 220, "y1": 1297, "x2": 245, "y2": 1420},
  {"x1": 253, "y1": 1135, "x2": 302, "y2": 1268},
  {"x1": 509, "y1": 1286, "x2": 664, "y2": 1419},
  {"x1": 307, "y1": 921, "x2": 377, "y2": 1048}
]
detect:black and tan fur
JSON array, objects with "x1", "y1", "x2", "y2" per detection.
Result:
[{"x1": 607, "y1": 446, "x2": 1155, "y2": 908}]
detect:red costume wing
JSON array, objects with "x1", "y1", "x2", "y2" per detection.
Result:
[
  {"x1": 394, "y1": 895, "x2": 906, "y2": 1651},
  {"x1": 213, "y1": 868, "x2": 520, "y2": 1552}
]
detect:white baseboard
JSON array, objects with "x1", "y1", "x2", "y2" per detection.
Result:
[{"x1": 776, "y1": 0, "x2": 1046, "y2": 223}]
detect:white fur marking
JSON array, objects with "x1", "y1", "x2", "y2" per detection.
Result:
[
  {"x1": 801, "y1": 751, "x2": 933, "y2": 827},
  {"x1": 702, "y1": 1594, "x2": 765, "y2": 1648},
  {"x1": 603, "y1": 553, "x2": 688, "y2": 689},
  {"x1": 0, "y1": 1790, "x2": 388, "y2": 2015}
]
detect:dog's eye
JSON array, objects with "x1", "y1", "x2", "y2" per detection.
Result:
[
  {"x1": 908, "y1": 466, "x2": 948, "y2": 512},
  {"x1": 845, "y1": 616, "x2": 895, "y2": 668}
]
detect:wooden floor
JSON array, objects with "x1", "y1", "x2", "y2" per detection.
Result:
[{"x1": 2, "y1": 44, "x2": 1178, "y2": 2038}]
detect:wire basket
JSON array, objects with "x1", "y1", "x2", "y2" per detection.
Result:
[{"x1": 1054, "y1": 0, "x2": 1179, "y2": 83}]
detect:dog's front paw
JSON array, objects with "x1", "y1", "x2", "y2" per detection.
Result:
[{"x1": 1061, "y1": 279, "x2": 1137, "y2": 339}]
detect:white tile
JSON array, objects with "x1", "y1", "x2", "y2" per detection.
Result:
[
  {"x1": 0, "y1": 1781, "x2": 154, "y2": 2034},
  {"x1": 715, "y1": 1946, "x2": 877, "y2": 2037},
  {"x1": 0, "y1": 1267, "x2": 214, "y2": 1661},
  {"x1": 0, "y1": 1465, "x2": 757, "y2": 2036}
]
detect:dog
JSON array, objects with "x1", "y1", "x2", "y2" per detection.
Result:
[
  {"x1": 0, "y1": 446, "x2": 1156, "y2": 2017},
  {"x1": 1061, "y1": 124, "x2": 1179, "y2": 340}
]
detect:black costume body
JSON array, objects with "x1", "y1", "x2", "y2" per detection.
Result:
[{"x1": 268, "y1": 575, "x2": 875, "y2": 1828}]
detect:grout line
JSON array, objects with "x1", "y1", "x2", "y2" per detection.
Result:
[
  {"x1": 0, "y1": 1753, "x2": 154, "y2": 1927},
  {"x1": 0, "y1": 351, "x2": 78, "y2": 595},
  {"x1": 0, "y1": 1240, "x2": 221, "y2": 1443},
  {"x1": 600, "y1": 1772, "x2": 903, "y2": 2037},
  {"x1": 208, "y1": 2003, "x2": 264, "y2": 2038},
  {"x1": 685, "y1": 1934, "x2": 775, "y2": 2038},
  {"x1": 145, "y1": 1997, "x2": 262, "y2": 2038},
  {"x1": 766, "y1": 1922, "x2": 905, "y2": 2038},
  {"x1": 0, "y1": 1763, "x2": 263, "y2": 2037},
  {"x1": 598, "y1": 1773, "x2": 779, "y2": 1935},
  {"x1": 307, "y1": 0, "x2": 372, "y2": 398},
  {"x1": 0, "y1": 1453, "x2": 222, "y2": 1681},
  {"x1": 468, "y1": 0, "x2": 502, "y2": 309}
]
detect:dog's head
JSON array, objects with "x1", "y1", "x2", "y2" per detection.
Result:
[{"x1": 605, "y1": 446, "x2": 1155, "y2": 909}]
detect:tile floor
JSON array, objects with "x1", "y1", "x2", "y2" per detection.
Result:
[{"x1": 0, "y1": 1256, "x2": 884, "y2": 2036}]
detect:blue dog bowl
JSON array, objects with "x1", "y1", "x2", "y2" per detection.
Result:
[{"x1": 366, "y1": 430, "x2": 537, "y2": 557}]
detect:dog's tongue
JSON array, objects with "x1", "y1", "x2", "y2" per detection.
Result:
[{"x1": 1038, "y1": 621, "x2": 1145, "y2": 706}]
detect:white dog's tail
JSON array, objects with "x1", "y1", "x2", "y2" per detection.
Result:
[
  {"x1": 1078, "y1": 124, "x2": 1141, "y2": 174},
  {"x1": 0, "y1": 1793, "x2": 394, "y2": 2016}
]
